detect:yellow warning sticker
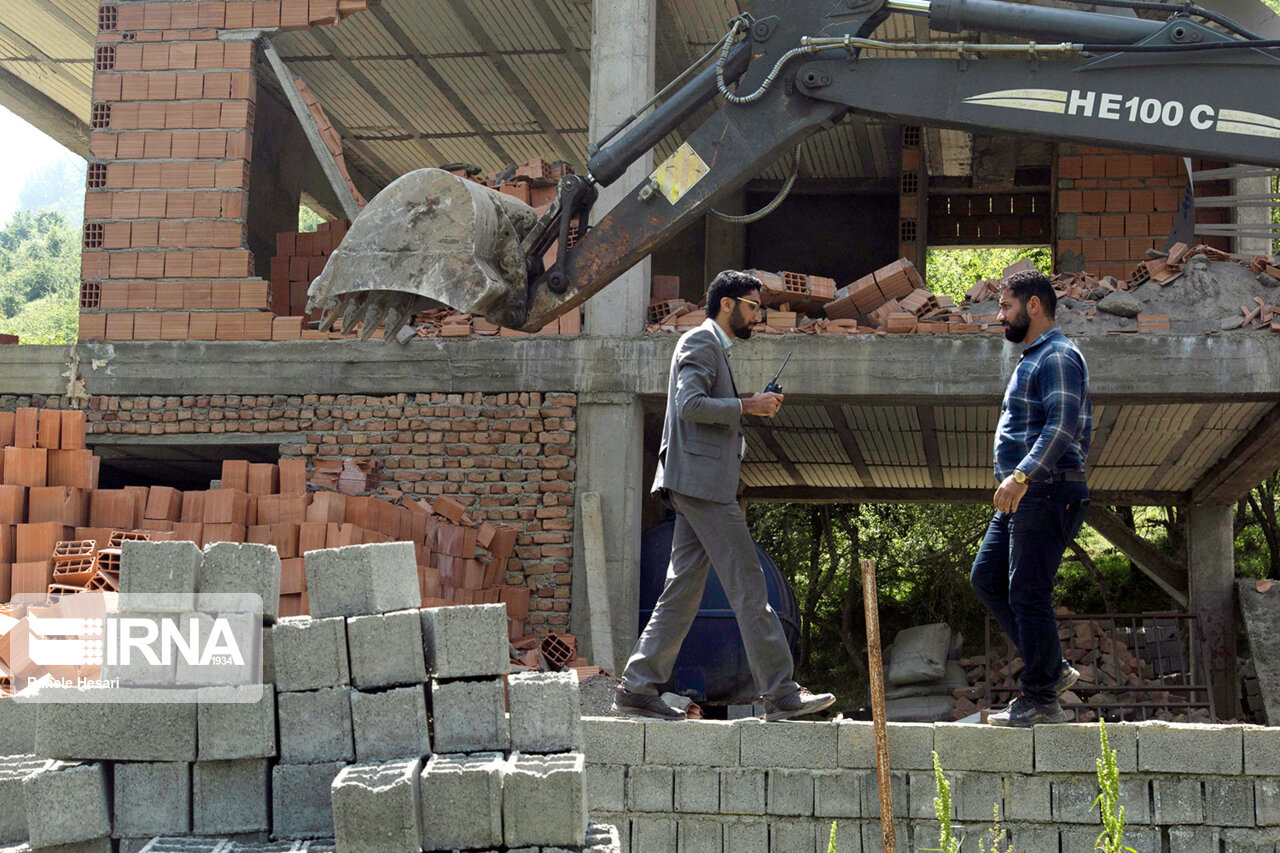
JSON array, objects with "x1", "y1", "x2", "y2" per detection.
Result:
[{"x1": 650, "y1": 142, "x2": 709, "y2": 205}]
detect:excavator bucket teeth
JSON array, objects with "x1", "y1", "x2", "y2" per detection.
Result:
[{"x1": 306, "y1": 168, "x2": 540, "y2": 338}]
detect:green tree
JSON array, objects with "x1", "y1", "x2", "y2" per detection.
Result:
[
  {"x1": 299, "y1": 206, "x2": 323, "y2": 233},
  {"x1": 0, "y1": 210, "x2": 80, "y2": 344},
  {"x1": 925, "y1": 246, "x2": 1052, "y2": 304}
]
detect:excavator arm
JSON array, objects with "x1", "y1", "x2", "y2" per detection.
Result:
[{"x1": 306, "y1": 0, "x2": 1280, "y2": 337}]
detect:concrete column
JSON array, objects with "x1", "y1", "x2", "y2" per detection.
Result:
[
  {"x1": 1187, "y1": 503, "x2": 1238, "y2": 719},
  {"x1": 571, "y1": 0, "x2": 655, "y2": 666},
  {"x1": 583, "y1": 0, "x2": 655, "y2": 336},
  {"x1": 1231, "y1": 176, "x2": 1274, "y2": 258}
]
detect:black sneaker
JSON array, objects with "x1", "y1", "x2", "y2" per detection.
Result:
[
  {"x1": 763, "y1": 687, "x2": 837, "y2": 722},
  {"x1": 1057, "y1": 662, "x2": 1080, "y2": 694},
  {"x1": 988, "y1": 693, "x2": 1065, "y2": 727},
  {"x1": 611, "y1": 687, "x2": 686, "y2": 721}
]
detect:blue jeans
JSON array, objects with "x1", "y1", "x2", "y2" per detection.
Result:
[{"x1": 970, "y1": 481, "x2": 1090, "y2": 703}]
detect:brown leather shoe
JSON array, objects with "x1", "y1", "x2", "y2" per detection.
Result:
[
  {"x1": 611, "y1": 687, "x2": 687, "y2": 721},
  {"x1": 763, "y1": 687, "x2": 836, "y2": 722}
]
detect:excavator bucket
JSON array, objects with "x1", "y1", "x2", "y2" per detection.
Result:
[{"x1": 306, "y1": 168, "x2": 540, "y2": 340}]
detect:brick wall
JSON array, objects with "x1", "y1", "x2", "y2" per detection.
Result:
[
  {"x1": 79, "y1": 1, "x2": 369, "y2": 343},
  {"x1": 585, "y1": 716, "x2": 1280, "y2": 853},
  {"x1": 1056, "y1": 145, "x2": 1230, "y2": 279},
  {"x1": 0, "y1": 389, "x2": 576, "y2": 631}
]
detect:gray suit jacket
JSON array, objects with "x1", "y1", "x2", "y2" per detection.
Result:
[{"x1": 651, "y1": 321, "x2": 745, "y2": 504}]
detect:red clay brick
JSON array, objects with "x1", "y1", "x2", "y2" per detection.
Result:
[
  {"x1": 1129, "y1": 189, "x2": 1154, "y2": 212},
  {"x1": 82, "y1": 253, "x2": 109, "y2": 281},
  {"x1": 193, "y1": 251, "x2": 222, "y2": 277},
  {"x1": 166, "y1": 251, "x2": 195, "y2": 278},
  {"x1": 93, "y1": 75, "x2": 123, "y2": 102},
  {"x1": 1058, "y1": 156, "x2": 1082, "y2": 180},
  {"x1": 1129, "y1": 155, "x2": 1154, "y2": 177},
  {"x1": 107, "y1": 163, "x2": 135, "y2": 189},
  {"x1": 109, "y1": 253, "x2": 138, "y2": 279},
  {"x1": 166, "y1": 102, "x2": 195, "y2": 129},
  {"x1": 171, "y1": 131, "x2": 200, "y2": 158},
  {"x1": 198, "y1": 131, "x2": 227, "y2": 158},
  {"x1": 191, "y1": 102, "x2": 222, "y2": 129},
  {"x1": 142, "y1": 4, "x2": 174, "y2": 28},
  {"x1": 90, "y1": 132, "x2": 118, "y2": 160},
  {"x1": 161, "y1": 162, "x2": 190, "y2": 190},
  {"x1": 131, "y1": 221, "x2": 159, "y2": 248},
  {"x1": 85, "y1": 193, "x2": 113, "y2": 219},
  {"x1": 122, "y1": 74, "x2": 150, "y2": 101},
  {"x1": 143, "y1": 131, "x2": 172, "y2": 158},
  {"x1": 310, "y1": 0, "x2": 338, "y2": 24},
  {"x1": 195, "y1": 42, "x2": 225, "y2": 69},
  {"x1": 225, "y1": 2, "x2": 255, "y2": 27},
  {"x1": 1104, "y1": 191, "x2": 1129, "y2": 213},
  {"x1": 226, "y1": 130, "x2": 249, "y2": 160},
  {"x1": 1149, "y1": 213, "x2": 1175, "y2": 235},
  {"x1": 1104, "y1": 239, "x2": 1130, "y2": 261},
  {"x1": 193, "y1": 192, "x2": 223, "y2": 218},
  {"x1": 111, "y1": 102, "x2": 141, "y2": 130},
  {"x1": 188, "y1": 162, "x2": 216, "y2": 188},
  {"x1": 1058, "y1": 190, "x2": 1082, "y2": 212},
  {"x1": 224, "y1": 43, "x2": 254, "y2": 69},
  {"x1": 1081, "y1": 190, "x2": 1106, "y2": 212},
  {"x1": 150, "y1": 73, "x2": 179, "y2": 100},
  {"x1": 230, "y1": 72, "x2": 255, "y2": 100},
  {"x1": 117, "y1": 133, "x2": 145, "y2": 158},
  {"x1": 203, "y1": 72, "x2": 231, "y2": 99},
  {"x1": 142, "y1": 44, "x2": 170, "y2": 71},
  {"x1": 100, "y1": 282, "x2": 130, "y2": 309},
  {"x1": 281, "y1": 0, "x2": 309, "y2": 28},
  {"x1": 138, "y1": 192, "x2": 168, "y2": 218},
  {"x1": 168, "y1": 43, "x2": 197, "y2": 70},
  {"x1": 106, "y1": 313, "x2": 135, "y2": 341},
  {"x1": 159, "y1": 221, "x2": 187, "y2": 247},
  {"x1": 1099, "y1": 215, "x2": 1125, "y2": 238},
  {"x1": 221, "y1": 251, "x2": 252, "y2": 278},
  {"x1": 176, "y1": 72, "x2": 205, "y2": 99},
  {"x1": 138, "y1": 103, "x2": 168, "y2": 129},
  {"x1": 215, "y1": 161, "x2": 245, "y2": 189},
  {"x1": 116, "y1": 45, "x2": 143, "y2": 71},
  {"x1": 79, "y1": 313, "x2": 107, "y2": 341},
  {"x1": 1082, "y1": 156, "x2": 1106, "y2": 178},
  {"x1": 221, "y1": 101, "x2": 251, "y2": 128},
  {"x1": 254, "y1": 0, "x2": 282, "y2": 27},
  {"x1": 137, "y1": 254, "x2": 166, "y2": 279},
  {"x1": 1152, "y1": 154, "x2": 1180, "y2": 175},
  {"x1": 198, "y1": 1, "x2": 227, "y2": 27},
  {"x1": 1105, "y1": 155, "x2": 1130, "y2": 178},
  {"x1": 103, "y1": 222, "x2": 131, "y2": 250},
  {"x1": 1124, "y1": 214, "x2": 1148, "y2": 237},
  {"x1": 135, "y1": 162, "x2": 163, "y2": 189},
  {"x1": 184, "y1": 281, "x2": 213, "y2": 309}
]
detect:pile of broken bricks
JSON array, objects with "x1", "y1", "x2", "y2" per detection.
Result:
[{"x1": 0, "y1": 538, "x2": 619, "y2": 852}]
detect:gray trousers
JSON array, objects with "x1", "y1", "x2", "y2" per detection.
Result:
[{"x1": 621, "y1": 490, "x2": 800, "y2": 702}]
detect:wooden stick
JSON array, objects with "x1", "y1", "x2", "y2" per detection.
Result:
[{"x1": 862, "y1": 557, "x2": 896, "y2": 852}]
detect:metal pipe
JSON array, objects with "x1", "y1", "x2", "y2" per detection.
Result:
[
  {"x1": 928, "y1": 0, "x2": 1163, "y2": 44},
  {"x1": 886, "y1": 0, "x2": 933, "y2": 14},
  {"x1": 586, "y1": 41, "x2": 751, "y2": 187}
]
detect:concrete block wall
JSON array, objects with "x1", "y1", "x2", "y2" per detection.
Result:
[
  {"x1": 584, "y1": 717, "x2": 1280, "y2": 853},
  {"x1": 79, "y1": 0, "x2": 371, "y2": 343},
  {"x1": 1055, "y1": 145, "x2": 1231, "y2": 280},
  {"x1": 0, "y1": 389, "x2": 577, "y2": 631}
]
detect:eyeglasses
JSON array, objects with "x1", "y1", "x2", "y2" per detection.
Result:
[{"x1": 735, "y1": 297, "x2": 761, "y2": 311}]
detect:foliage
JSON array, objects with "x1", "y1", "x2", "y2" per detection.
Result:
[
  {"x1": 0, "y1": 210, "x2": 80, "y2": 344},
  {"x1": 926, "y1": 751, "x2": 961, "y2": 853},
  {"x1": 1094, "y1": 720, "x2": 1136, "y2": 853},
  {"x1": 977, "y1": 802, "x2": 1013, "y2": 853},
  {"x1": 925, "y1": 246, "x2": 1052, "y2": 304},
  {"x1": 299, "y1": 206, "x2": 323, "y2": 233},
  {"x1": 827, "y1": 821, "x2": 838, "y2": 853}
]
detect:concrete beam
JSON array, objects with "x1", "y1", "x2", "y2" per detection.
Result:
[
  {"x1": 1187, "y1": 503, "x2": 1238, "y2": 719},
  {"x1": 0, "y1": 66, "x2": 88, "y2": 157},
  {"x1": 1192, "y1": 403, "x2": 1280, "y2": 505},
  {"x1": 1084, "y1": 505, "x2": 1189, "y2": 607},
  {"x1": 49, "y1": 333, "x2": 1280, "y2": 400}
]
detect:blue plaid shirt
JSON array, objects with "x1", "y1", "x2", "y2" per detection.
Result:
[{"x1": 994, "y1": 327, "x2": 1092, "y2": 481}]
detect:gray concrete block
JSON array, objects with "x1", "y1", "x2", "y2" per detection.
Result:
[
  {"x1": 740, "y1": 720, "x2": 837, "y2": 769},
  {"x1": 1246, "y1": 727, "x2": 1280, "y2": 776},
  {"x1": 197, "y1": 685, "x2": 276, "y2": 760},
  {"x1": 429, "y1": 678, "x2": 508, "y2": 753},
  {"x1": 1005, "y1": 823, "x2": 1060, "y2": 852},
  {"x1": 418, "y1": 753, "x2": 504, "y2": 851},
  {"x1": 346, "y1": 609, "x2": 427, "y2": 690},
  {"x1": 1119, "y1": 775, "x2": 1152, "y2": 825},
  {"x1": 861, "y1": 821, "x2": 910, "y2": 853},
  {"x1": 350, "y1": 685, "x2": 431, "y2": 763},
  {"x1": 907, "y1": 770, "x2": 946, "y2": 820},
  {"x1": 1222, "y1": 827, "x2": 1280, "y2": 853},
  {"x1": 934, "y1": 723, "x2": 1032, "y2": 774},
  {"x1": 1051, "y1": 776, "x2": 1102, "y2": 823},
  {"x1": 278, "y1": 687, "x2": 353, "y2": 764},
  {"x1": 22, "y1": 760, "x2": 110, "y2": 848},
  {"x1": 17, "y1": 837, "x2": 113, "y2": 852},
  {"x1": 582, "y1": 717, "x2": 644, "y2": 766},
  {"x1": 677, "y1": 817, "x2": 721, "y2": 853},
  {"x1": 508, "y1": 671, "x2": 582, "y2": 753},
  {"x1": 120, "y1": 540, "x2": 202, "y2": 609},
  {"x1": 585, "y1": 820, "x2": 623, "y2": 853},
  {"x1": 631, "y1": 816, "x2": 676, "y2": 852},
  {"x1": 1258, "y1": 779, "x2": 1280, "y2": 826},
  {"x1": 304, "y1": 542, "x2": 421, "y2": 619},
  {"x1": 175, "y1": 611, "x2": 262, "y2": 688},
  {"x1": 626, "y1": 764, "x2": 673, "y2": 813},
  {"x1": 769, "y1": 819, "x2": 815, "y2": 852},
  {"x1": 331, "y1": 759, "x2": 421, "y2": 853},
  {"x1": 860, "y1": 770, "x2": 909, "y2": 819},
  {"x1": 587, "y1": 763, "x2": 626, "y2": 812},
  {"x1": 1137, "y1": 721, "x2": 1243, "y2": 775},
  {"x1": 1153, "y1": 776, "x2": 1205, "y2": 824},
  {"x1": 644, "y1": 720, "x2": 738, "y2": 767},
  {"x1": 199, "y1": 542, "x2": 282, "y2": 621},
  {"x1": 673, "y1": 766, "x2": 719, "y2": 813},
  {"x1": 193, "y1": 758, "x2": 270, "y2": 834},
  {"x1": 720, "y1": 768, "x2": 766, "y2": 815},
  {"x1": 113, "y1": 762, "x2": 191, "y2": 838},
  {"x1": 503, "y1": 752, "x2": 587, "y2": 848},
  {"x1": 839, "y1": 721, "x2": 935, "y2": 770},
  {"x1": 827, "y1": 818, "x2": 862, "y2": 853},
  {"x1": 950, "y1": 772, "x2": 1005, "y2": 824},
  {"x1": 722, "y1": 816, "x2": 768, "y2": 853},
  {"x1": 591, "y1": 813, "x2": 631, "y2": 853},
  {"x1": 35, "y1": 687, "x2": 197, "y2": 761},
  {"x1": 1035, "y1": 721, "x2": 1137, "y2": 773},
  {"x1": 0, "y1": 754, "x2": 50, "y2": 844},
  {"x1": 0, "y1": 696, "x2": 37, "y2": 755},
  {"x1": 96, "y1": 611, "x2": 179, "y2": 688},
  {"x1": 1001, "y1": 773, "x2": 1051, "y2": 823},
  {"x1": 1169, "y1": 826, "x2": 1221, "y2": 852},
  {"x1": 814, "y1": 770, "x2": 861, "y2": 819},
  {"x1": 270, "y1": 616, "x2": 349, "y2": 692},
  {"x1": 767, "y1": 769, "x2": 814, "y2": 817},
  {"x1": 271, "y1": 761, "x2": 345, "y2": 839},
  {"x1": 419, "y1": 604, "x2": 508, "y2": 679},
  {"x1": 1207, "y1": 776, "x2": 1257, "y2": 827}
]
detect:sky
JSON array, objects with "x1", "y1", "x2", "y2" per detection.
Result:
[{"x1": 0, "y1": 104, "x2": 86, "y2": 226}]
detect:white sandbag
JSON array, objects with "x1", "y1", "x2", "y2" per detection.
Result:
[
  {"x1": 886, "y1": 622, "x2": 952, "y2": 685},
  {"x1": 884, "y1": 659, "x2": 968, "y2": 700}
]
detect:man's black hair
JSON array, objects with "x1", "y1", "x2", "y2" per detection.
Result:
[
  {"x1": 706, "y1": 270, "x2": 762, "y2": 319},
  {"x1": 1004, "y1": 269, "x2": 1057, "y2": 319}
]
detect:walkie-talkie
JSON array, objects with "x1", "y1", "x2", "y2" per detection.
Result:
[{"x1": 765, "y1": 352, "x2": 792, "y2": 394}]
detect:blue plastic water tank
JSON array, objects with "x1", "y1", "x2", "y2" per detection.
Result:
[{"x1": 638, "y1": 516, "x2": 801, "y2": 704}]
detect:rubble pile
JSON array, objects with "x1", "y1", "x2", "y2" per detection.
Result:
[
  {"x1": 646, "y1": 244, "x2": 1280, "y2": 337},
  {"x1": 0, "y1": 542, "x2": 619, "y2": 851}
]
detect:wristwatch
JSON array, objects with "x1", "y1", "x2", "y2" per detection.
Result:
[{"x1": 1013, "y1": 470, "x2": 1030, "y2": 485}]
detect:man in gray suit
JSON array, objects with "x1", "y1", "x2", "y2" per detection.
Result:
[{"x1": 613, "y1": 270, "x2": 837, "y2": 722}]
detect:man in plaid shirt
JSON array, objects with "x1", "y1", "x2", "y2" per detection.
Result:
[{"x1": 974, "y1": 269, "x2": 1093, "y2": 727}]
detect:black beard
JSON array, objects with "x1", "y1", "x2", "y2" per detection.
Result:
[
  {"x1": 730, "y1": 305, "x2": 753, "y2": 339},
  {"x1": 1003, "y1": 315, "x2": 1030, "y2": 343},
  {"x1": 733, "y1": 323, "x2": 753, "y2": 340}
]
